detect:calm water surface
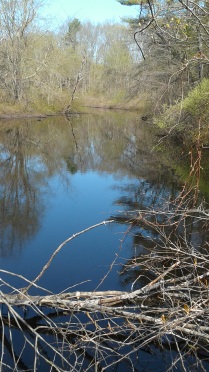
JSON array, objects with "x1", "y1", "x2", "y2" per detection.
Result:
[
  {"x1": 0, "y1": 110, "x2": 180, "y2": 294},
  {"x1": 3, "y1": 110, "x2": 204, "y2": 371}
]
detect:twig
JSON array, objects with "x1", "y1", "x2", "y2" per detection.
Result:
[{"x1": 25, "y1": 220, "x2": 114, "y2": 293}]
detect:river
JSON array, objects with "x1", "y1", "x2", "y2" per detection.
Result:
[
  {"x1": 0, "y1": 110, "x2": 199, "y2": 371},
  {"x1": 0, "y1": 110, "x2": 181, "y2": 292}
]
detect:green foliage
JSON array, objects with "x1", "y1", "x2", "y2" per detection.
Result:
[
  {"x1": 117, "y1": 0, "x2": 140, "y2": 5},
  {"x1": 155, "y1": 79, "x2": 209, "y2": 144},
  {"x1": 182, "y1": 79, "x2": 209, "y2": 117},
  {"x1": 0, "y1": 13, "x2": 138, "y2": 113},
  {"x1": 65, "y1": 18, "x2": 81, "y2": 48}
]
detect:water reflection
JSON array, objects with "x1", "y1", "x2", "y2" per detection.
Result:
[
  {"x1": 0, "y1": 118, "x2": 72, "y2": 256},
  {"x1": 0, "y1": 111, "x2": 180, "y2": 258},
  {"x1": 112, "y1": 181, "x2": 209, "y2": 290},
  {"x1": 0, "y1": 125, "x2": 41, "y2": 256},
  {"x1": 1, "y1": 111, "x2": 209, "y2": 371}
]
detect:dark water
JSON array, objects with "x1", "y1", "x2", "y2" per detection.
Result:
[{"x1": 0, "y1": 110, "x2": 186, "y2": 370}]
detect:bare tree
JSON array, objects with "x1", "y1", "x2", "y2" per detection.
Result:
[
  {"x1": 0, "y1": 0, "x2": 47, "y2": 100},
  {"x1": 117, "y1": 0, "x2": 209, "y2": 106}
]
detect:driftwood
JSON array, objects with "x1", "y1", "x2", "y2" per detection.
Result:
[
  {"x1": 1, "y1": 261, "x2": 180, "y2": 309},
  {"x1": 1, "y1": 209, "x2": 209, "y2": 371}
]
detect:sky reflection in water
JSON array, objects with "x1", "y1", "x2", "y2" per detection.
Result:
[{"x1": 0, "y1": 111, "x2": 178, "y2": 294}]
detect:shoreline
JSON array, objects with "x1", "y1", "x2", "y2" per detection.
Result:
[{"x1": 0, "y1": 105, "x2": 142, "y2": 121}]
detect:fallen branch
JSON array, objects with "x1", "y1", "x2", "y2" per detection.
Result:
[
  {"x1": 25, "y1": 220, "x2": 114, "y2": 293},
  {"x1": 1, "y1": 209, "x2": 209, "y2": 371}
]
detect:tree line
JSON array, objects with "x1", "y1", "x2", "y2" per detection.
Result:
[
  {"x1": 0, "y1": 0, "x2": 209, "y2": 119},
  {"x1": 0, "y1": 0, "x2": 140, "y2": 113},
  {"x1": 1, "y1": 2, "x2": 209, "y2": 371}
]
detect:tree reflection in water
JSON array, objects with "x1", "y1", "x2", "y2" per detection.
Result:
[
  {"x1": 111, "y1": 178, "x2": 209, "y2": 291},
  {"x1": 1, "y1": 112, "x2": 209, "y2": 370},
  {"x1": 0, "y1": 111, "x2": 162, "y2": 257},
  {"x1": 0, "y1": 119, "x2": 74, "y2": 256},
  {"x1": 106, "y1": 127, "x2": 209, "y2": 294},
  {"x1": 0, "y1": 125, "x2": 41, "y2": 255}
]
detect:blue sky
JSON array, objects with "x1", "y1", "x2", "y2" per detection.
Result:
[{"x1": 44, "y1": 0, "x2": 137, "y2": 25}]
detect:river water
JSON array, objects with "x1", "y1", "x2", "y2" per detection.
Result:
[
  {"x1": 0, "y1": 110, "x2": 190, "y2": 370},
  {"x1": 0, "y1": 110, "x2": 181, "y2": 293}
]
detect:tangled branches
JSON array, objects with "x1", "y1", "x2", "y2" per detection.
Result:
[{"x1": 1, "y1": 207, "x2": 209, "y2": 370}]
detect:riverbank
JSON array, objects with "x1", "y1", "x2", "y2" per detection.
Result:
[{"x1": 0, "y1": 92, "x2": 151, "y2": 120}]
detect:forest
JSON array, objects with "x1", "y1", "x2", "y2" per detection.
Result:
[
  {"x1": 0, "y1": 0, "x2": 138, "y2": 114},
  {"x1": 0, "y1": 0, "x2": 208, "y2": 135},
  {"x1": 1, "y1": 0, "x2": 209, "y2": 371}
]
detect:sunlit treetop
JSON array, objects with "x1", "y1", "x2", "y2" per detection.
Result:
[{"x1": 117, "y1": 0, "x2": 140, "y2": 5}]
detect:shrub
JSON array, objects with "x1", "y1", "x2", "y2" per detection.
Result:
[{"x1": 155, "y1": 78, "x2": 209, "y2": 144}]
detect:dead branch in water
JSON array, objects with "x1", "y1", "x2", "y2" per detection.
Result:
[{"x1": 1, "y1": 207, "x2": 209, "y2": 371}]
